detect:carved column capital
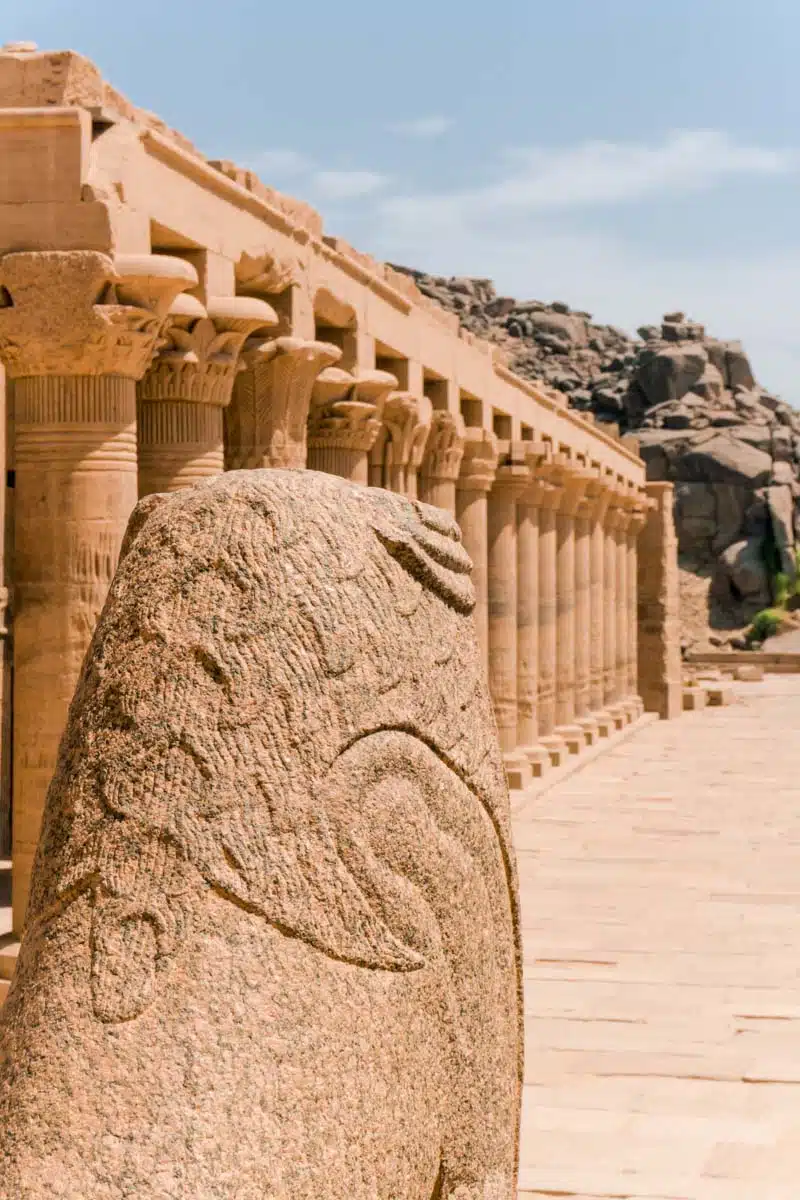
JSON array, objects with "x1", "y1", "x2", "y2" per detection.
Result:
[
  {"x1": 457, "y1": 427, "x2": 499, "y2": 494},
  {"x1": 140, "y1": 295, "x2": 278, "y2": 410},
  {"x1": 308, "y1": 367, "x2": 396, "y2": 454},
  {"x1": 227, "y1": 335, "x2": 341, "y2": 469},
  {"x1": 0, "y1": 251, "x2": 197, "y2": 379},
  {"x1": 420, "y1": 410, "x2": 466, "y2": 484},
  {"x1": 493, "y1": 440, "x2": 531, "y2": 499},
  {"x1": 369, "y1": 391, "x2": 432, "y2": 494}
]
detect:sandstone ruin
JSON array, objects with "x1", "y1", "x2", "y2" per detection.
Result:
[
  {"x1": 0, "y1": 47, "x2": 685, "y2": 1197},
  {"x1": 0, "y1": 43, "x2": 681, "y2": 961},
  {"x1": 0, "y1": 470, "x2": 522, "y2": 1198}
]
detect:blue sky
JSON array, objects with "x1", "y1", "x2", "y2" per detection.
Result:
[{"x1": 8, "y1": 1, "x2": 800, "y2": 400}]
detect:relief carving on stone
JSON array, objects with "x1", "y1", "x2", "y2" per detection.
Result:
[
  {"x1": 0, "y1": 251, "x2": 197, "y2": 378},
  {"x1": 0, "y1": 470, "x2": 522, "y2": 1198}
]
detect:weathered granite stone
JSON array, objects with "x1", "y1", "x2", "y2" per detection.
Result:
[{"x1": 0, "y1": 470, "x2": 522, "y2": 1199}]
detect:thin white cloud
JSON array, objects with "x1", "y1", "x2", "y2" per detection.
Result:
[
  {"x1": 247, "y1": 149, "x2": 311, "y2": 177},
  {"x1": 388, "y1": 115, "x2": 453, "y2": 139},
  {"x1": 311, "y1": 170, "x2": 389, "y2": 201},
  {"x1": 380, "y1": 130, "x2": 797, "y2": 223}
]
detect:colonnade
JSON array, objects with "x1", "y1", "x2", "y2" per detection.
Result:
[{"x1": 0, "y1": 248, "x2": 658, "y2": 940}]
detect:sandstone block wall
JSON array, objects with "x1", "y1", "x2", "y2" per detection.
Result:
[{"x1": 0, "y1": 44, "x2": 678, "y2": 935}]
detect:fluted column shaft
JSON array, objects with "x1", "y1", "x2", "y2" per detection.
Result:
[
  {"x1": 589, "y1": 486, "x2": 611, "y2": 713},
  {"x1": 627, "y1": 511, "x2": 644, "y2": 700},
  {"x1": 456, "y1": 430, "x2": 499, "y2": 679},
  {"x1": 554, "y1": 477, "x2": 587, "y2": 730},
  {"x1": 0, "y1": 249, "x2": 195, "y2": 932},
  {"x1": 517, "y1": 482, "x2": 542, "y2": 748},
  {"x1": 603, "y1": 504, "x2": 620, "y2": 707},
  {"x1": 487, "y1": 457, "x2": 527, "y2": 753},
  {"x1": 574, "y1": 506, "x2": 592, "y2": 719},
  {"x1": 13, "y1": 376, "x2": 137, "y2": 929},
  {"x1": 615, "y1": 508, "x2": 631, "y2": 703},
  {"x1": 537, "y1": 488, "x2": 561, "y2": 737}
]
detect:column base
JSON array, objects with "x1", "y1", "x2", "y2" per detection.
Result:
[
  {"x1": 503, "y1": 752, "x2": 533, "y2": 792},
  {"x1": 591, "y1": 710, "x2": 616, "y2": 738},
  {"x1": 520, "y1": 744, "x2": 552, "y2": 778},
  {"x1": 605, "y1": 703, "x2": 630, "y2": 730},
  {"x1": 555, "y1": 724, "x2": 589, "y2": 756},
  {"x1": 538, "y1": 734, "x2": 569, "y2": 769},
  {"x1": 575, "y1": 715, "x2": 600, "y2": 746}
]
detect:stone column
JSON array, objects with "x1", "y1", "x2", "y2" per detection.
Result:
[
  {"x1": 225, "y1": 335, "x2": 341, "y2": 470},
  {"x1": 138, "y1": 295, "x2": 276, "y2": 496},
  {"x1": 307, "y1": 368, "x2": 396, "y2": 484},
  {"x1": 638, "y1": 482, "x2": 682, "y2": 719},
  {"x1": 516, "y1": 446, "x2": 551, "y2": 777},
  {"x1": 0, "y1": 250, "x2": 195, "y2": 933},
  {"x1": 555, "y1": 472, "x2": 589, "y2": 749},
  {"x1": 536, "y1": 483, "x2": 564, "y2": 762},
  {"x1": 418, "y1": 410, "x2": 465, "y2": 515},
  {"x1": 456, "y1": 428, "x2": 499, "y2": 680},
  {"x1": 613, "y1": 503, "x2": 633, "y2": 720},
  {"x1": 587, "y1": 478, "x2": 612, "y2": 730},
  {"x1": 627, "y1": 503, "x2": 647, "y2": 717},
  {"x1": 573, "y1": 499, "x2": 596, "y2": 742},
  {"x1": 368, "y1": 392, "x2": 431, "y2": 496},
  {"x1": 603, "y1": 498, "x2": 621, "y2": 718},
  {"x1": 487, "y1": 444, "x2": 529, "y2": 787}
]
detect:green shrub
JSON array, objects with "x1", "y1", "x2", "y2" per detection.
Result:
[
  {"x1": 774, "y1": 572, "x2": 791, "y2": 608},
  {"x1": 748, "y1": 608, "x2": 784, "y2": 644}
]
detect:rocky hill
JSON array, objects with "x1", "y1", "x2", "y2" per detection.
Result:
[{"x1": 392, "y1": 266, "x2": 800, "y2": 652}]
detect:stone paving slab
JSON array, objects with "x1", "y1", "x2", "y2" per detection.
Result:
[{"x1": 515, "y1": 676, "x2": 800, "y2": 1199}]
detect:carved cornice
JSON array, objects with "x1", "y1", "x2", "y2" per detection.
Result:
[
  {"x1": 139, "y1": 295, "x2": 277, "y2": 409},
  {"x1": 227, "y1": 335, "x2": 341, "y2": 469},
  {"x1": 0, "y1": 251, "x2": 197, "y2": 379},
  {"x1": 420, "y1": 410, "x2": 466, "y2": 484}
]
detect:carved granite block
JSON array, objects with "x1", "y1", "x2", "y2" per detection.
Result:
[{"x1": 0, "y1": 468, "x2": 522, "y2": 1200}]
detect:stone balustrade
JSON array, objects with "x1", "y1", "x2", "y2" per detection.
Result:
[{"x1": 0, "y1": 45, "x2": 681, "y2": 953}]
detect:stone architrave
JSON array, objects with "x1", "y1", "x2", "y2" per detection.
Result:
[
  {"x1": 307, "y1": 368, "x2": 397, "y2": 483},
  {"x1": 456, "y1": 427, "x2": 499, "y2": 679},
  {"x1": 0, "y1": 470, "x2": 522, "y2": 1199},
  {"x1": 225, "y1": 335, "x2": 342, "y2": 470},
  {"x1": 138, "y1": 294, "x2": 278, "y2": 496},
  {"x1": 368, "y1": 391, "x2": 431, "y2": 497},
  {"x1": 487, "y1": 443, "x2": 529, "y2": 784},
  {"x1": 418, "y1": 410, "x2": 465, "y2": 515},
  {"x1": 0, "y1": 249, "x2": 196, "y2": 933}
]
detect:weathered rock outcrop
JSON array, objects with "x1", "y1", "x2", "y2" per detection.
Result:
[
  {"x1": 391, "y1": 266, "x2": 800, "y2": 641},
  {"x1": 0, "y1": 470, "x2": 522, "y2": 1199}
]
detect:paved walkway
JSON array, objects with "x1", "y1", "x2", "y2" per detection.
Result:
[{"x1": 515, "y1": 675, "x2": 800, "y2": 1199}]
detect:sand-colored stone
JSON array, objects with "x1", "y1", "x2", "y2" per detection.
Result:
[
  {"x1": 517, "y1": 674, "x2": 800, "y2": 1197},
  {"x1": 638, "y1": 482, "x2": 682, "y2": 719},
  {"x1": 0, "y1": 249, "x2": 196, "y2": 932},
  {"x1": 0, "y1": 44, "x2": 678, "y2": 953},
  {"x1": 0, "y1": 470, "x2": 522, "y2": 1199}
]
